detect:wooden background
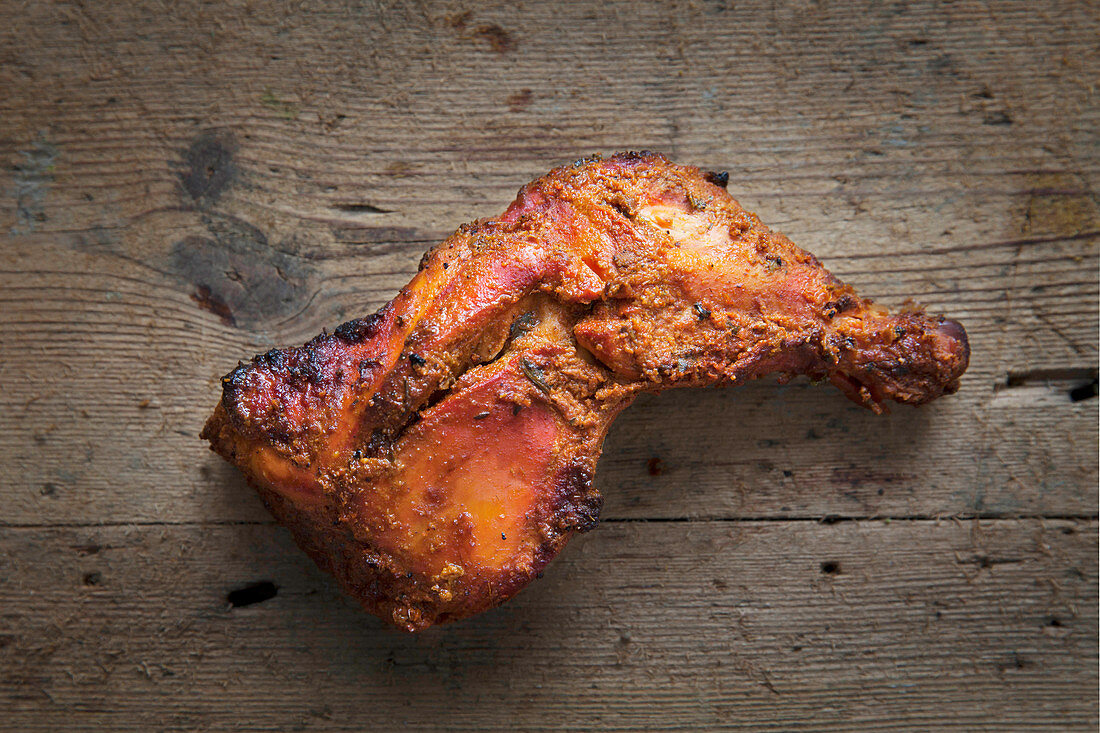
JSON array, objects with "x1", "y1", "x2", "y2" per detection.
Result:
[{"x1": 1, "y1": 0, "x2": 1097, "y2": 729}]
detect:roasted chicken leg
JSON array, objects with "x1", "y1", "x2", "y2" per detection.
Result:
[{"x1": 202, "y1": 152, "x2": 969, "y2": 631}]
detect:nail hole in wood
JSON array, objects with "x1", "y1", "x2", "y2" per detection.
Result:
[
  {"x1": 1068, "y1": 379, "x2": 1098, "y2": 402},
  {"x1": 227, "y1": 581, "x2": 278, "y2": 608}
]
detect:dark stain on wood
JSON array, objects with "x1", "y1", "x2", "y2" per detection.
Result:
[
  {"x1": 170, "y1": 216, "x2": 313, "y2": 329},
  {"x1": 646, "y1": 456, "x2": 664, "y2": 476},
  {"x1": 180, "y1": 130, "x2": 237, "y2": 205},
  {"x1": 190, "y1": 284, "x2": 237, "y2": 327},
  {"x1": 10, "y1": 135, "x2": 58, "y2": 235},
  {"x1": 507, "y1": 89, "x2": 533, "y2": 111},
  {"x1": 449, "y1": 10, "x2": 473, "y2": 29},
  {"x1": 475, "y1": 24, "x2": 515, "y2": 54}
]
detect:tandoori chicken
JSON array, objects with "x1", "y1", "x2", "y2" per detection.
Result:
[{"x1": 202, "y1": 152, "x2": 970, "y2": 631}]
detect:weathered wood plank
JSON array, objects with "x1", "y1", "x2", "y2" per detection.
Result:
[
  {"x1": 1, "y1": 0, "x2": 1096, "y2": 524},
  {"x1": 4, "y1": 332, "x2": 1096, "y2": 525},
  {"x1": 3, "y1": 228, "x2": 1095, "y2": 524},
  {"x1": 0, "y1": 520, "x2": 1094, "y2": 731},
  {"x1": 1, "y1": 0, "x2": 1097, "y2": 727}
]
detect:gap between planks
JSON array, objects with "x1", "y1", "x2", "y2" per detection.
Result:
[{"x1": 2, "y1": 513, "x2": 1097, "y2": 530}]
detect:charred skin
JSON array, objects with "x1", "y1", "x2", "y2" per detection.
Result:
[{"x1": 202, "y1": 152, "x2": 969, "y2": 631}]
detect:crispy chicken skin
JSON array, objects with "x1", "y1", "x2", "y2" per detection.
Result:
[{"x1": 202, "y1": 152, "x2": 969, "y2": 631}]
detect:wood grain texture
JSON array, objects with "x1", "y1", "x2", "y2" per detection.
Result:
[
  {"x1": 0, "y1": 0, "x2": 1096, "y2": 728},
  {"x1": 0, "y1": 520, "x2": 1095, "y2": 731}
]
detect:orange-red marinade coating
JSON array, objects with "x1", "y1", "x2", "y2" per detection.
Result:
[{"x1": 203, "y1": 152, "x2": 969, "y2": 631}]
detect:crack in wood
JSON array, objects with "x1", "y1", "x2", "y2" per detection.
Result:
[
  {"x1": 1002, "y1": 367, "x2": 1098, "y2": 387},
  {"x1": 330, "y1": 203, "x2": 392, "y2": 215},
  {"x1": 995, "y1": 367, "x2": 1099, "y2": 402},
  {"x1": 2, "y1": 513, "x2": 1098, "y2": 530}
]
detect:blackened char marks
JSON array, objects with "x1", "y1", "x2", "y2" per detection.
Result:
[
  {"x1": 704, "y1": 170, "x2": 729, "y2": 188},
  {"x1": 220, "y1": 361, "x2": 261, "y2": 407},
  {"x1": 242, "y1": 345, "x2": 324, "y2": 391},
  {"x1": 610, "y1": 150, "x2": 660, "y2": 165},
  {"x1": 222, "y1": 304, "x2": 394, "y2": 420},
  {"x1": 417, "y1": 245, "x2": 436, "y2": 272},
  {"x1": 289, "y1": 348, "x2": 325, "y2": 389},
  {"x1": 334, "y1": 309, "x2": 386, "y2": 344},
  {"x1": 575, "y1": 491, "x2": 603, "y2": 532},
  {"x1": 823, "y1": 294, "x2": 856, "y2": 319},
  {"x1": 220, "y1": 344, "x2": 324, "y2": 417},
  {"x1": 256, "y1": 347, "x2": 289, "y2": 370},
  {"x1": 553, "y1": 460, "x2": 602, "y2": 532}
]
